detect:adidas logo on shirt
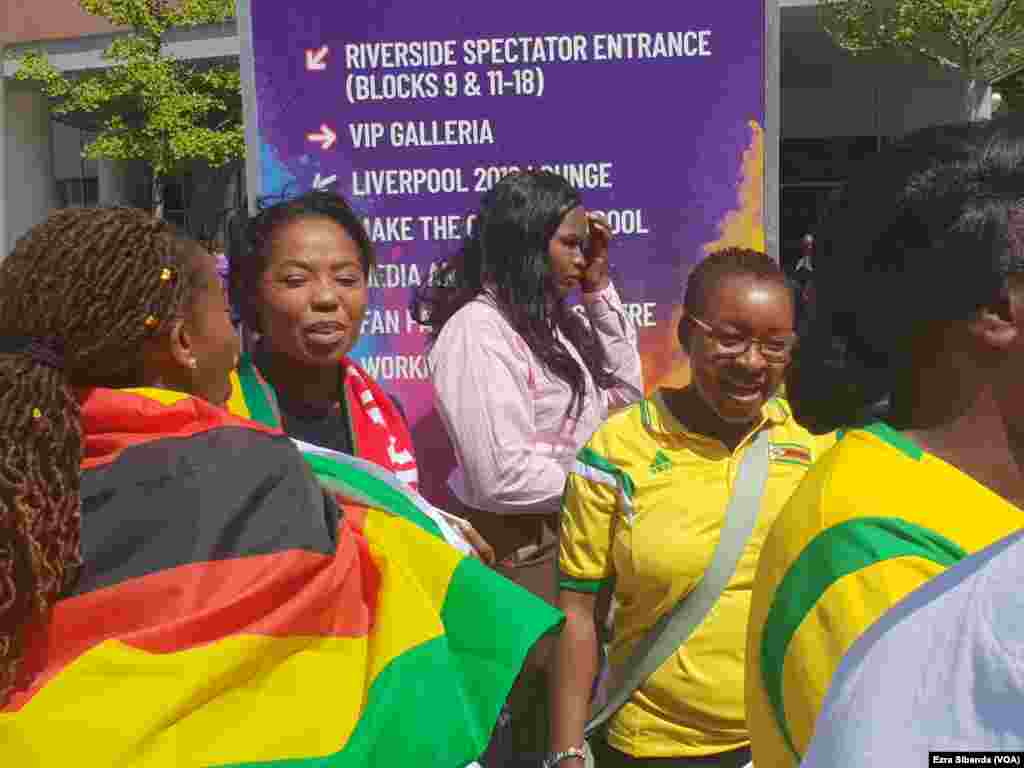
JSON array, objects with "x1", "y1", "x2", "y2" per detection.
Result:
[{"x1": 650, "y1": 450, "x2": 673, "y2": 475}]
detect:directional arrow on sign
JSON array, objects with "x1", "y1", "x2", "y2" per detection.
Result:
[
  {"x1": 305, "y1": 45, "x2": 329, "y2": 71},
  {"x1": 313, "y1": 173, "x2": 337, "y2": 190},
  {"x1": 307, "y1": 124, "x2": 337, "y2": 150}
]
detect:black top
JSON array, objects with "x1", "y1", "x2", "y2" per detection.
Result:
[
  {"x1": 278, "y1": 394, "x2": 355, "y2": 456},
  {"x1": 252, "y1": 345, "x2": 355, "y2": 455},
  {"x1": 251, "y1": 345, "x2": 412, "y2": 460}
]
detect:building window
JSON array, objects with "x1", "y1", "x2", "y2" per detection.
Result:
[
  {"x1": 51, "y1": 119, "x2": 100, "y2": 208},
  {"x1": 162, "y1": 171, "x2": 193, "y2": 233}
]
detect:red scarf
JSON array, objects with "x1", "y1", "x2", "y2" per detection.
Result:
[
  {"x1": 339, "y1": 358, "x2": 419, "y2": 489},
  {"x1": 231, "y1": 354, "x2": 419, "y2": 490}
]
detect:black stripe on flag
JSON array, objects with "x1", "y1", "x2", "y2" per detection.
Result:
[{"x1": 75, "y1": 426, "x2": 340, "y2": 596}]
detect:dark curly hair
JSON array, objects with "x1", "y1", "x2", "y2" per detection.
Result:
[
  {"x1": 787, "y1": 114, "x2": 1024, "y2": 433},
  {"x1": 0, "y1": 207, "x2": 203, "y2": 702},
  {"x1": 412, "y1": 170, "x2": 619, "y2": 419}
]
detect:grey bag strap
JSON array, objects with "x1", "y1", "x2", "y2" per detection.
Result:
[{"x1": 585, "y1": 428, "x2": 772, "y2": 737}]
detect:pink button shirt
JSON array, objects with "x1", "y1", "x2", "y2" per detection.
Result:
[{"x1": 428, "y1": 282, "x2": 644, "y2": 516}]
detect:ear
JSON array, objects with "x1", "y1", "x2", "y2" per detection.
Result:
[
  {"x1": 677, "y1": 310, "x2": 692, "y2": 353},
  {"x1": 967, "y1": 289, "x2": 1021, "y2": 353},
  {"x1": 166, "y1": 317, "x2": 198, "y2": 372}
]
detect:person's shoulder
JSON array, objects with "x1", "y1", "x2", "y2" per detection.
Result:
[
  {"x1": 815, "y1": 422, "x2": 927, "y2": 509},
  {"x1": 82, "y1": 387, "x2": 314, "y2": 497},
  {"x1": 576, "y1": 398, "x2": 668, "y2": 491},
  {"x1": 446, "y1": 294, "x2": 505, "y2": 326},
  {"x1": 430, "y1": 295, "x2": 510, "y2": 349},
  {"x1": 761, "y1": 419, "x2": 929, "y2": 585},
  {"x1": 584, "y1": 397, "x2": 649, "y2": 451}
]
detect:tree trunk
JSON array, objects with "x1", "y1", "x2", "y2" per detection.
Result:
[
  {"x1": 151, "y1": 172, "x2": 164, "y2": 219},
  {"x1": 964, "y1": 78, "x2": 994, "y2": 122}
]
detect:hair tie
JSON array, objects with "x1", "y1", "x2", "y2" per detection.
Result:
[{"x1": 0, "y1": 336, "x2": 64, "y2": 370}]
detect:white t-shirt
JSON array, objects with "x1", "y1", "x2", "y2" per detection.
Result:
[{"x1": 802, "y1": 528, "x2": 1024, "y2": 766}]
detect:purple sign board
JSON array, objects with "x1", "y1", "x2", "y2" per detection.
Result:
[{"x1": 237, "y1": 0, "x2": 777, "y2": 505}]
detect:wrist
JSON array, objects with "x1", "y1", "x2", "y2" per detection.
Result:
[{"x1": 544, "y1": 745, "x2": 587, "y2": 768}]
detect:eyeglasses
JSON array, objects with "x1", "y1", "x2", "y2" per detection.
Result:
[{"x1": 687, "y1": 315, "x2": 797, "y2": 364}]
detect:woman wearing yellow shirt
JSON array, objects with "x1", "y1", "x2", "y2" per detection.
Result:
[
  {"x1": 746, "y1": 115, "x2": 1024, "y2": 768},
  {"x1": 548, "y1": 248, "x2": 835, "y2": 768}
]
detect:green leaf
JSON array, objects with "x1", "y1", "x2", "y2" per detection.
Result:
[
  {"x1": 818, "y1": 0, "x2": 1024, "y2": 76},
  {"x1": 17, "y1": 0, "x2": 245, "y2": 191}
]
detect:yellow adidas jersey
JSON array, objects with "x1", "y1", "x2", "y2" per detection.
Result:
[
  {"x1": 746, "y1": 423, "x2": 1024, "y2": 768},
  {"x1": 559, "y1": 391, "x2": 835, "y2": 758}
]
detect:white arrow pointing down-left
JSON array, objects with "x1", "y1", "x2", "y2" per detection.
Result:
[
  {"x1": 305, "y1": 46, "x2": 329, "y2": 71},
  {"x1": 313, "y1": 173, "x2": 337, "y2": 190},
  {"x1": 307, "y1": 124, "x2": 336, "y2": 150}
]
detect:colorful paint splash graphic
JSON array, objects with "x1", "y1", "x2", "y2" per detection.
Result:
[{"x1": 641, "y1": 120, "x2": 766, "y2": 392}]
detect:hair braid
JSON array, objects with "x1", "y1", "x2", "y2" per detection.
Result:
[{"x1": 0, "y1": 207, "x2": 199, "y2": 703}]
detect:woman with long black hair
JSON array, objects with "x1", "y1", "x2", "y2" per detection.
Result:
[{"x1": 414, "y1": 169, "x2": 643, "y2": 764}]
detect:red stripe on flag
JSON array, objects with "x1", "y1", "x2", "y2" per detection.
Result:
[
  {"x1": 78, "y1": 387, "x2": 283, "y2": 470},
  {"x1": 5, "y1": 519, "x2": 379, "y2": 712}
]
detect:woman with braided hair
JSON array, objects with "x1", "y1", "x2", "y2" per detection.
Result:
[
  {"x1": 0, "y1": 206, "x2": 239, "y2": 702},
  {"x1": 0, "y1": 207, "x2": 561, "y2": 767}
]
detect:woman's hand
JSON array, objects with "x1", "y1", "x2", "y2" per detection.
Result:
[
  {"x1": 455, "y1": 520, "x2": 496, "y2": 566},
  {"x1": 581, "y1": 213, "x2": 612, "y2": 294}
]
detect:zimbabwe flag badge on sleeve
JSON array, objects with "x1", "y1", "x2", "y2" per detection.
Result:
[{"x1": 769, "y1": 442, "x2": 813, "y2": 466}]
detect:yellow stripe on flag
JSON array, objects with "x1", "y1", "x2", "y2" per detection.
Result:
[
  {"x1": 225, "y1": 370, "x2": 252, "y2": 419},
  {"x1": 2, "y1": 509, "x2": 462, "y2": 767},
  {"x1": 121, "y1": 387, "x2": 193, "y2": 406},
  {"x1": 3, "y1": 634, "x2": 367, "y2": 766},
  {"x1": 361, "y1": 505, "x2": 461, "y2": 679}
]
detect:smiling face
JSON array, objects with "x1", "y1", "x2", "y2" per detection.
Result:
[
  {"x1": 254, "y1": 215, "x2": 369, "y2": 369},
  {"x1": 547, "y1": 205, "x2": 588, "y2": 297},
  {"x1": 686, "y1": 274, "x2": 795, "y2": 425}
]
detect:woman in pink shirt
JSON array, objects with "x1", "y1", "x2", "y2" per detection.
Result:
[{"x1": 414, "y1": 169, "x2": 643, "y2": 766}]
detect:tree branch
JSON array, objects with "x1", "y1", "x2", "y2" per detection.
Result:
[
  {"x1": 972, "y1": 0, "x2": 1018, "y2": 48},
  {"x1": 904, "y1": 42, "x2": 963, "y2": 71}
]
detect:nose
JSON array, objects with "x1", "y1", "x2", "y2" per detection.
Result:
[
  {"x1": 571, "y1": 245, "x2": 586, "y2": 268},
  {"x1": 310, "y1": 276, "x2": 341, "y2": 309},
  {"x1": 735, "y1": 341, "x2": 769, "y2": 371}
]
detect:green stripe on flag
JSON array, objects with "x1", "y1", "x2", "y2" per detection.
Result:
[
  {"x1": 236, "y1": 355, "x2": 280, "y2": 429},
  {"x1": 760, "y1": 517, "x2": 966, "y2": 761},
  {"x1": 212, "y1": 543, "x2": 564, "y2": 768},
  {"x1": 303, "y1": 452, "x2": 444, "y2": 540}
]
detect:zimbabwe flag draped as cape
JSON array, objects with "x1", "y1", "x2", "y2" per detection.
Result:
[{"x1": 0, "y1": 387, "x2": 563, "y2": 767}]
